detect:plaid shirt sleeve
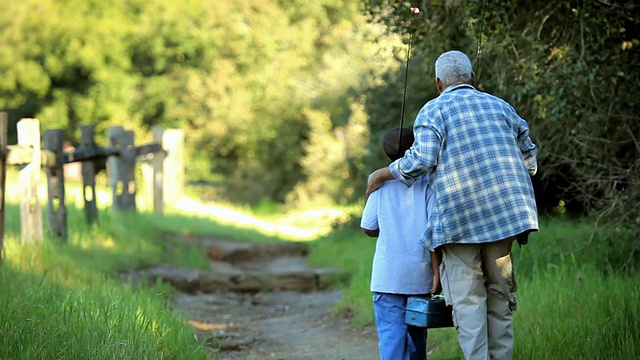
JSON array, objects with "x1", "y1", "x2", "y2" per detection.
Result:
[
  {"x1": 389, "y1": 103, "x2": 442, "y2": 186},
  {"x1": 505, "y1": 103, "x2": 538, "y2": 175}
]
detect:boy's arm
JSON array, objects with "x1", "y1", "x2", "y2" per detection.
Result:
[
  {"x1": 363, "y1": 228, "x2": 379, "y2": 238},
  {"x1": 430, "y1": 248, "x2": 442, "y2": 295},
  {"x1": 360, "y1": 188, "x2": 380, "y2": 238}
]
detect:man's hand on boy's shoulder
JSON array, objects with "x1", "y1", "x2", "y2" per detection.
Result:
[{"x1": 366, "y1": 167, "x2": 393, "y2": 198}]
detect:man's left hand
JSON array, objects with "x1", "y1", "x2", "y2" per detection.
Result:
[{"x1": 365, "y1": 167, "x2": 393, "y2": 198}]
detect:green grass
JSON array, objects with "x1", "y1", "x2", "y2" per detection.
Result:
[
  {"x1": 308, "y1": 215, "x2": 640, "y2": 360},
  {"x1": 0, "y1": 264, "x2": 202, "y2": 359},
  {"x1": 515, "y1": 264, "x2": 640, "y2": 359},
  {"x1": 0, "y1": 205, "x2": 209, "y2": 359}
]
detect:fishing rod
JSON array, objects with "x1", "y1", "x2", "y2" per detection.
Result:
[
  {"x1": 398, "y1": 6, "x2": 421, "y2": 152},
  {"x1": 398, "y1": 0, "x2": 487, "y2": 149},
  {"x1": 475, "y1": 0, "x2": 488, "y2": 79}
]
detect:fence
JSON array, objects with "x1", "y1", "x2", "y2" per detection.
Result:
[{"x1": 0, "y1": 112, "x2": 184, "y2": 260}]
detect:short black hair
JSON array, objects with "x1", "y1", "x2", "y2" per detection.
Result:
[{"x1": 383, "y1": 127, "x2": 414, "y2": 161}]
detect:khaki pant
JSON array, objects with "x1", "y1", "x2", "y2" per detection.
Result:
[{"x1": 440, "y1": 238, "x2": 516, "y2": 360}]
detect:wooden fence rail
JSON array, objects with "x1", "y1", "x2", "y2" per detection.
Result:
[{"x1": 0, "y1": 113, "x2": 184, "y2": 261}]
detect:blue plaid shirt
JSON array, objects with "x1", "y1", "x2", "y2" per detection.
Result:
[{"x1": 389, "y1": 84, "x2": 539, "y2": 250}]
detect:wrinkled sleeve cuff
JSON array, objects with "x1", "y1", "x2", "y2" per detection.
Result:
[
  {"x1": 389, "y1": 159, "x2": 415, "y2": 187},
  {"x1": 525, "y1": 154, "x2": 538, "y2": 176}
]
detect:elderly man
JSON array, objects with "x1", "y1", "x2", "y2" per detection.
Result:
[{"x1": 366, "y1": 50, "x2": 538, "y2": 360}]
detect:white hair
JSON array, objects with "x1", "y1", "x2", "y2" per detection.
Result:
[{"x1": 435, "y1": 50, "x2": 473, "y2": 85}]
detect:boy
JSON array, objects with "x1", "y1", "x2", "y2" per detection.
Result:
[{"x1": 361, "y1": 127, "x2": 441, "y2": 360}]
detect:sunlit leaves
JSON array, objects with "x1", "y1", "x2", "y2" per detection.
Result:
[{"x1": 0, "y1": 0, "x2": 401, "y2": 206}]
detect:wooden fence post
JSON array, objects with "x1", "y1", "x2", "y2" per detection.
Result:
[
  {"x1": 0, "y1": 112, "x2": 8, "y2": 263},
  {"x1": 80, "y1": 125, "x2": 99, "y2": 224},
  {"x1": 44, "y1": 130, "x2": 67, "y2": 240},
  {"x1": 151, "y1": 126, "x2": 165, "y2": 214},
  {"x1": 162, "y1": 129, "x2": 184, "y2": 210},
  {"x1": 17, "y1": 118, "x2": 43, "y2": 244},
  {"x1": 108, "y1": 126, "x2": 136, "y2": 212},
  {"x1": 144, "y1": 127, "x2": 184, "y2": 213}
]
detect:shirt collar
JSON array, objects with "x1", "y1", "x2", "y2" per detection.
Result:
[{"x1": 441, "y1": 83, "x2": 475, "y2": 94}]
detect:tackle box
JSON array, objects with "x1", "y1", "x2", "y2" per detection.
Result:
[{"x1": 405, "y1": 295, "x2": 454, "y2": 328}]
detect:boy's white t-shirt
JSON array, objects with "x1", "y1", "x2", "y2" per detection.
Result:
[{"x1": 360, "y1": 175, "x2": 434, "y2": 294}]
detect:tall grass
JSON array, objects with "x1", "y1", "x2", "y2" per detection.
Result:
[
  {"x1": 0, "y1": 263, "x2": 203, "y2": 359},
  {"x1": 515, "y1": 264, "x2": 640, "y2": 359},
  {"x1": 0, "y1": 176, "x2": 211, "y2": 359},
  {"x1": 309, "y1": 216, "x2": 640, "y2": 359}
]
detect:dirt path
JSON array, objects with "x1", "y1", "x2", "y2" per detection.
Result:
[
  {"x1": 175, "y1": 289, "x2": 378, "y2": 359},
  {"x1": 126, "y1": 235, "x2": 380, "y2": 360}
]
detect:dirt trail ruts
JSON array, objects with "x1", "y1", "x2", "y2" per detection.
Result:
[
  {"x1": 175, "y1": 289, "x2": 378, "y2": 360},
  {"x1": 124, "y1": 235, "x2": 380, "y2": 360}
]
